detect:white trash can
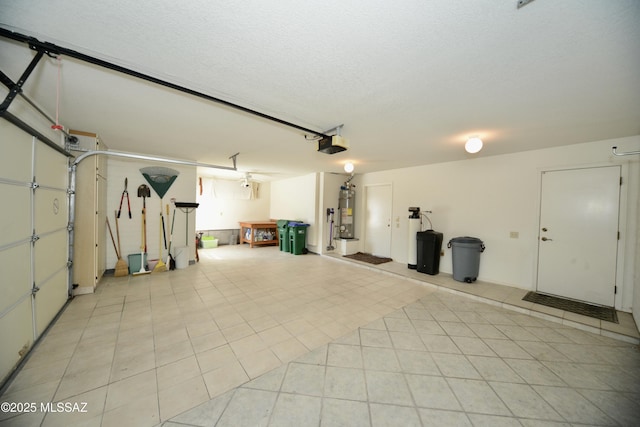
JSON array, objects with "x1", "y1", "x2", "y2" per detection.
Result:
[{"x1": 174, "y1": 246, "x2": 189, "y2": 269}]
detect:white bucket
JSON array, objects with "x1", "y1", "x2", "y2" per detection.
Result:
[{"x1": 174, "y1": 246, "x2": 189, "y2": 269}]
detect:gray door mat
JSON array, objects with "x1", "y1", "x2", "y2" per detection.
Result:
[{"x1": 523, "y1": 291, "x2": 618, "y2": 323}]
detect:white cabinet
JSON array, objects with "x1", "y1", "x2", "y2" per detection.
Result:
[{"x1": 70, "y1": 130, "x2": 108, "y2": 294}]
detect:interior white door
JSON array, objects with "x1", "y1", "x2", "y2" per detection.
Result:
[
  {"x1": 364, "y1": 184, "x2": 392, "y2": 258},
  {"x1": 536, "y1": 166, "x2": 620, "y2": 306}
]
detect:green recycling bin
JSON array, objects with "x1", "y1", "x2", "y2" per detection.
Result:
[
  {"x1": 277, "y1": 220, "x2": 290, "y2": 252},
  {"x1": 288, "y1": 222, "x2": 309, "y2": 255}
]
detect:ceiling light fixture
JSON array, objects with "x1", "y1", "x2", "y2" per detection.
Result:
[
  {"x1": 465, "y1": 136, "x2": 483, "y2": 154},
  {"x1": 344, "y1": 162, "x2": 354, "y2": 173}
]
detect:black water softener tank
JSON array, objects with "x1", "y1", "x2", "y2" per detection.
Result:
[{"x1": 416, "y1": 230, "x2": 444, "y2": 275}]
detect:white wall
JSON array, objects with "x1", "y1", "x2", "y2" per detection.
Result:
[
  {"x1": 270, "y1": 173, "x2": 319, "y2": 251},
  {"x1": 263, "y1": 135, "x2": 638, "y2": 320},
  {"x1": 195, "y1": 179, "x2": 271, "y2": 230},
  {"x1": 357, "y1": 136, "x2": 640, "y2": 312},
  {"x1": 105, "y1": 158, "x2": 197, "y2": 267}
]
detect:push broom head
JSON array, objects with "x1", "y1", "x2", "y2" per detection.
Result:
[{"x1": 132, "y1": 251, "x2": 151, "y2": 276}]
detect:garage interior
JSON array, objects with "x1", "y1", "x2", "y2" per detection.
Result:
[{"x1": 1, "y1": 1, "x2": 640, "y2": 426}]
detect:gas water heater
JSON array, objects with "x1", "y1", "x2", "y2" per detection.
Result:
[{"x1": 338, "y1": 177, "x2": 355, "y2": 239}]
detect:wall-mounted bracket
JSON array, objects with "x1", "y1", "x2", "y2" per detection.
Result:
[
  {"x1": 0, "y1": 50, "x2": 45, "y2": 114},
  {"x1": 517, "y1": 0, "x2": 536, "y2": 9},
  {"x1": 612, "y1": 146, "x2": 640, "y2": 157}
]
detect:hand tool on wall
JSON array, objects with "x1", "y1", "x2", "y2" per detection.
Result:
[
  {"x1": 133, "y1": 186, "x2": 151, "y2": 276},
  {"x1": 163, "y1": 204, "x2": 168, "y2": 250},
  {"x1": 137, "y1": 184, "x2": 150, "y2": 253},
  {"x1": 117, "y1": 178, "x2": 132, "y2": 219},
  {"x1": 174, "y1": 202, "x2": 200, "y2": 265},
  {"x1": 167, "y1": 205, "x2": 176, "y2": 270},
  {"x1": 113, "y1": 211, "x2": 129, "y2": 276},
  {"x1": 106, "y1": 216, "x2": 129, "y2": 276}
]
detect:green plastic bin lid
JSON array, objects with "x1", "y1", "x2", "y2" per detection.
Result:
[{"x1": 277, "y1": 220, "x2": 289, "y2": 227}]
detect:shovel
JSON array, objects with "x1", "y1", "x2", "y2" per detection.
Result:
[
  {"x1": 133, "y1": 185, "x2": 151, "y2": 276},
  {"x1": 137, "y1": 184, "x2": 151, "y2": 253}
]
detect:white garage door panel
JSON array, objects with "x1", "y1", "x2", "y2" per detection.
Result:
[
  {"x1": 0, "y1": 120, "x2": 32, "y2": 182},
  {"x1": 34, "y1": 231, "x2": 67, "y2": 285},
  {"x1": 0, "y1": 299, "x2": 33, "y2": 385},
  {"x1": 35, "y1": 143, "x2": 69, "y2": 189},
  {"x1": 34, "y1": 269, "x2": 68, "y2": 335},
  {"x1": 0, "y1": 185, "x2": 30, "y2": 246},
  {"x1": 0, "y1": 120, "x2": 70, "y2": 386},
  {"x1": 0, "y1": 244, "x2": 30, "y2": 314},
  {"x1": 34, "y1": 187, "x2": 68, "y2": 232}
]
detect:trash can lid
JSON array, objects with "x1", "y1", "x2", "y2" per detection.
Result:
[
  {"x1": 288, "y1": 222, "x2": 309, "y2": 227},
  {"x1": 449, "y1": 236, "x2": 483, "y2": 244},
  {"x1": 276, "y1": 220, "x2": 289, "y2": 227}
]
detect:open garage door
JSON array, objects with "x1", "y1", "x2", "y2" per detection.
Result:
[{"x1": 0, "y1": 120, "x2": 71, "y2": 386}]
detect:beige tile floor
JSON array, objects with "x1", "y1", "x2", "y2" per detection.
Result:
[
  {"x1": 1, "y1": 245, "x2": 638, "y2": 426},
  {"x1": 340, "y1": 255, "x2": 640, "y2": 344}
]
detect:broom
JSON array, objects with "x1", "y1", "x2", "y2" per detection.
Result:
[
  {"x1": 107, "y1": 217, "x2": 128, "y2": 277},
  {"x1": 153, "y1": 200, "x2": 167, "y2": 272},
  {"x1": 113, "y1": 211, "x2": 129, "y2": 276},
  {"x1": 167, "y1": 204, "x2": 176, "y2": 270}
]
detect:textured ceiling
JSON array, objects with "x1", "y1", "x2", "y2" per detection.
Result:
[{"x1": 0, "y1": 0, "x2": 639, "y2": 180}]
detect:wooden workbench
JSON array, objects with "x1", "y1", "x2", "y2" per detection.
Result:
[{"x1": 239, "y1": 221, "x2": 279, "y2": 248}]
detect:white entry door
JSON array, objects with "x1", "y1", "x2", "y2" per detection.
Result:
[
  {"x1": 536, "y1": 166, "x2": 620, "y2": 306},
  {"x1": 364, "y1": 184, "x2": 392, "y2": 258}
]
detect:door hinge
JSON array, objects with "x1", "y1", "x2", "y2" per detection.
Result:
[
  {"x1": 614, "y1": 285, "x2": 617, "y2": 294},
  {"x1": 620, "y1": 177, "x2": 623, "y2": 186},
  {"x1": 617, "y1": 231, "x2": 620, "y2": 240}
]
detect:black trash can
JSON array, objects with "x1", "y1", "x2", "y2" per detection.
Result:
[
  {"x1": 417, "y1": 230, "x2": 443, "y2": 275},
  {"x1": 447, "y1": 237, "x2": 485, "y2": 283}
]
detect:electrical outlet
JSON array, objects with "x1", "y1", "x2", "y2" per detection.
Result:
[{"x1": 510, "y1": 231, "x2": 519, "y2": 239}]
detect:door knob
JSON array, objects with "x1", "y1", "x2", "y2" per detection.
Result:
[{"x1": 541, "y1": 237, "x2": 553, "y2": 241}]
